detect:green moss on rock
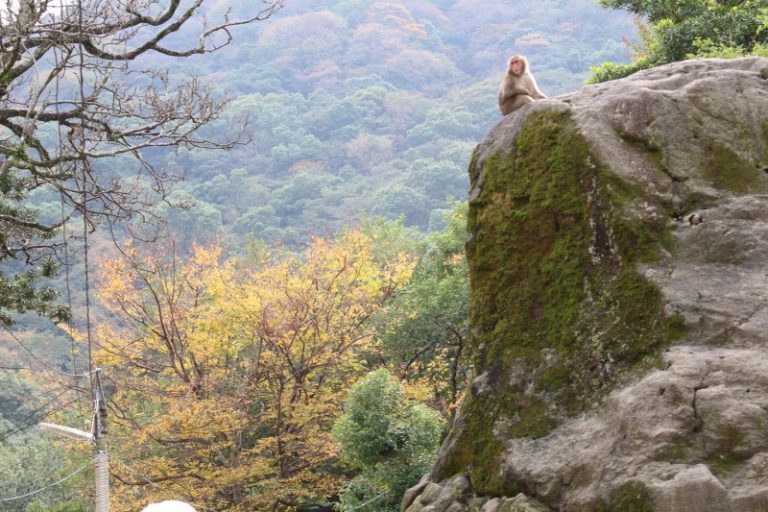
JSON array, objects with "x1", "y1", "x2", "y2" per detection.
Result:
[
  {"x1": 706, "y1": 425, "x2": 749, "y2": 475},
  {"x1": 606, "y1": 482, "x2": 654, "y2": 512},
  {"x1": 652, "y1": 441, "x2": 691, "y2": 463},
  {"x1": 705, "y1": 144, "x2": 768, "y2": 194},
  {"x1": 507, "y1": 398, "x2": 555, "y2": 439},
  {"x1": 436, "y1": 110, "x2": 686, "y2": 495}
]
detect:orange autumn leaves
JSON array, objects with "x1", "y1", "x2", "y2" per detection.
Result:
[{"x1": 94, "y1": 231, "x2": 416, "y2": 511}]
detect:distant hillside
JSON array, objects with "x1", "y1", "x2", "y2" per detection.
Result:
[{"x1": 152, "y1": 0, "x2": 637, "y2": 248}]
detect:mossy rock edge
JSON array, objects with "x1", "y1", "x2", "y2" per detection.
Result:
[{"x1": 435, "y1": 110, "x2": 686, "y2": 495}]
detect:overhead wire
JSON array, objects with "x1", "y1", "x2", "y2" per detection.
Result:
[
  {"x1": 0, "y1": 456, "x2": 96, "y2": 503},
  {"x1": 0, "y1": 393, "x2": 81, "y2": 443},
  {"x1": 53, "y1": 37, "x2": 86, "y2": 414},
  {"x1": 76, "y1": 0, "x2": 96, "y2": 406},
  {"x1": 2, "y1": 324, "x2": 94, "y2": 379}
]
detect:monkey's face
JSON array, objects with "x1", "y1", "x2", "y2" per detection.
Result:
[{"x1": 509, "y1": 58, "x2": 523, "y2": 76}]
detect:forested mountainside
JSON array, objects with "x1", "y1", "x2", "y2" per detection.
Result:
[
  {"x1": 151, "y1": 0, "x2": 636, "y2": 247},
  {"x1": 5, "y1": 0, "x2": 636, "y2": 384},
  {"x1": 0, "y1": 1, "x2": 639, "y2": 510}
]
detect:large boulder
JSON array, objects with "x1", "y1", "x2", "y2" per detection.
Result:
[{"x1": 404, "y1": 58, "x2": 768, "y2": 512}]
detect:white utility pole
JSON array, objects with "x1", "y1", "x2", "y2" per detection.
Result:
[{"x1": 39, "y1": 368, "x2": 109, "y2": 512}]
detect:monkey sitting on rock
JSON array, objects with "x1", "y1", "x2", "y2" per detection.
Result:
[{"x1": 497, "y1": 55, "x2": 547, "y2": 115}]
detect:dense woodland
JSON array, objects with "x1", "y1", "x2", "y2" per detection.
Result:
[
  {"x1": 151, "y1": 0, "x2": 635, "y2": 247},
  {"x1": 2, "y1": 0, "x2": 766, "y2": 510}
]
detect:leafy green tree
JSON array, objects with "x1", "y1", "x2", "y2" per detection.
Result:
[
  {"x1": 345, "y1": 133, "x2": 395, "y2": 173},
  {"x1": 0, "y1": 372, "x2": 37, "y2": 426},
  {"x1": 333, "y1": 369, "x2": 444, "y2": 512},
  {"x1": 591, "y1": 0, "x2": 768, "y2": 81},
  {"x1": 270, "y1": 136, "x2": 325, "y2": 172},
  {"x1": 225, "y1": 63, "x2": 286, "y2": 94},
  {"x1": 153, "y1": 192, "x2": 223, "y2": 250},
  {"x1": 0, "y1": 431, "x2": 88, "y2": 512},
  {"x1": 256, "y1": 11, "x2": 348, "y2": 68},
  {"x1": 370, "y1": 185, "x2": 432, "y2": 228},
  {"x1": 350, "y1": 85, "x2": 392, "y2": 116},
  {"x1": 232, "y1": 205, "x2": 281, "y2": 239},
  {"x1": 405, "y1": 159, "x2": 468, "y2": 205},
  {"x1": 406, "y1": 109, "x2": 480, "y2": 146},
  {"x1": 0, "y1": 261, "x2": 67, "y2": 326},
  {"x1": 376, "y1": 202, "x2": 470, "y2": 423},
  {"x1": 271, "y1": 171, "x2": 341, "y2": 218},
  {"x1": 306, "y1": 94, "x2": 361, "y2": 137}
]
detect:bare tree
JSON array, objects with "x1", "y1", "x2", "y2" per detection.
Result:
[{"x1": 0, "y1": 0, "x2": 282, "y2": 322}]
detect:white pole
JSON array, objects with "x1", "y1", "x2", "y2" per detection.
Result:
[
  {"x1": 39, "y1": 368, "x2": 110, "y2": 511},
  {"x1": 94, "y1": 450, "x2": 110, "y2": 512}
]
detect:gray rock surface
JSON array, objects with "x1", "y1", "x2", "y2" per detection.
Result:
[
  {"x1": 404, "y1": 58, "x2": 768, "y2": 512},
  {"x1": 405, "y1": 475, "x2": 474, "y2": 512},
  {"x1": 647, "y1": 464, "x2": 731, "y2": 512}
]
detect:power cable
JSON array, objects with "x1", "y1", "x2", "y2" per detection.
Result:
[
  {"x1": 75, "y1": 0, "x2": 96, "y2": 405},
  {"x1": 0, "y1": 456, "x2": 96, "y2": 503},
  {"x1": 0, "y1": 394, "x2": 79, "y2": 443},
  {"x1": 2, "y1": 324, "x2": 94, "y2": 379},
  {"x1": 53, "y1": 40, "x2": 85, "y2": 415}
]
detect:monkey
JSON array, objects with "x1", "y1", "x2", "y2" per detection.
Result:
[{"x1": 497, "y1": 55, "x2": 547, "y2": 116}]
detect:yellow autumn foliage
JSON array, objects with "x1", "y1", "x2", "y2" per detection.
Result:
[{"x1": 93, "y1": 231, "x2": 415, "y2": 511}]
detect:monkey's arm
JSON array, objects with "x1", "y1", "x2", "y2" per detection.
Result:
[
  {"x1": 498, "y1": 80, "x2": 515, "y2": 112},
  {"x1": 499, "y1": 83, "x2": 532, "y2": 102},
  {"x1": 511, "y1": 87, "x2": 533, "y2": 96},
  {"x1": 527, "y1": 75, "x2": 547, "y2": 99},
  {"x1": 497, "y1": 81, "x2": 509, "y2": 102}
]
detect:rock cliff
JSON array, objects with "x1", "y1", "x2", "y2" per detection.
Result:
[{"x1": 403, "y1": 58, "x2": 768, "y2": 512}]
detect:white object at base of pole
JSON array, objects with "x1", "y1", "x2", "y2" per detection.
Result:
[{"x1": 141, "y1": 501, "x2": 197, "y2": 512}]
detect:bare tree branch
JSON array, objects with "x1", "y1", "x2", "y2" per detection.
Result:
[
  {"x1": 0, "y1": 0, "x2": 282, "y2": 321},
  {"x1": 0, "y1": 2, "x2": 278, "y2": 221}
]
